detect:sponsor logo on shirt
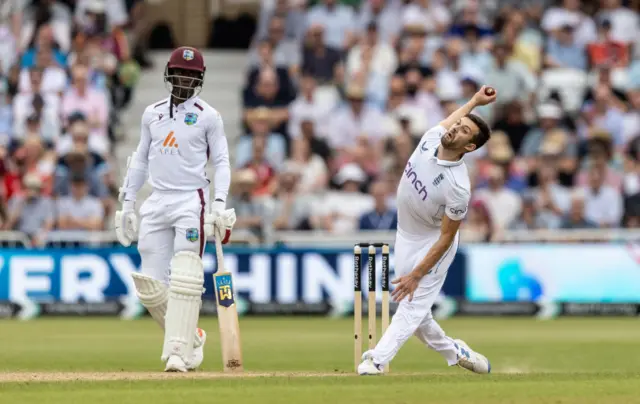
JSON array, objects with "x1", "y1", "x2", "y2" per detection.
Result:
[
  {"x1": 404, "y1": 161, "x2": 428, "y2": 201},
  {"x1": 161, "y1": 131, "x2": 180, "y2": 155}
]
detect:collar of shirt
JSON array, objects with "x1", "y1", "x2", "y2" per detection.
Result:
[
  {"x1": 166, "y1": 96, "x2": 200, "y2": 112},
  {"x1": 432, "y1": 145, "x2": 464, "y2": 167}
]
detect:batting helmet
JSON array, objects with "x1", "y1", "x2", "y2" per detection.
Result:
[{"x1": 164, "y1": 46, "x2": 206, "y2": 100}]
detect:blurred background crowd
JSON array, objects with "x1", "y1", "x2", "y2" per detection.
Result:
[
  {"x1": 1, "y1": 0, "x2": 639, "y2": 247},
  {"x1": 234, "y1": 0, "x2": 640, "y2": 242},
  {"x1": 0, "y1": 0, "x2": 146, "y2": 246}
]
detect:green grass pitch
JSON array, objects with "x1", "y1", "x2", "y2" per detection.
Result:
[{"x1": 1, "y1": 317, "x2": 640, "y2": 403}]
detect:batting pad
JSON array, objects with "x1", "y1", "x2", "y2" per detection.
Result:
[
  {"x1": 132, "y1": 272, "x2": 168, "y2": 329},
  {"x1": 162, "y1": 252, "x2": 204, "y2": 363}
]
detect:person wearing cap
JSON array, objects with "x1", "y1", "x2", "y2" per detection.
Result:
[
  {"x1": 2, "y1": 173, "x2": 54, "y2": 247},
  {"x1": 311, "y1": 162, "x2": 374, "y2": 233},
  {"x1": 520, "y1": 102, "x2": 569, "y2": 157},
  {"x1": 236, "y1": 107, "x2": 286, "y2": 171},
  {"x1": 56, "y1": 173, "x2": 103, "y2": 231},
  {"x1": 541, "y1": 0, "x2": 597, "y2": 47},
  {"x1": 544, "y1": 21, "x2": 587, "y2": 70}
]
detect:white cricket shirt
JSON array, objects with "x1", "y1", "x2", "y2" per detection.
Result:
[
  {"x1": 396, "y1": 125, "x2": 471, "y2": 239},
  {"x1": 125, "y1": 96, "x2": 230, "y2": 201}
]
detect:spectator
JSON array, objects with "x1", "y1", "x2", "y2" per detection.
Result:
[
  {"x1": 510, "y1": 193, "x2": 544, "y2": 230},
  {"x1": 228, "y1": 169, "x2": 270, "y2": 239},
  {"x1": 306, "y1": 0, "x2": 356, "y2": 50},
  {"x1": 288, "y1": 72, "x2": 334, "y2": 139},
  {"x1": 580, "y1": 84, "x2": 625, "y2": 147},
  {"x1": 244, "y1": 68, "x2": 291, "y2": 138},
  {"x1": 256, "y1": 0, "x2": 307, "y2": 44},
  {"x1": 346, "y1": 22, "x2": 397, "y2": 83},
  {"x1": 358, "y1": 180, "x2": 397, "y2": 230},
  {"x1": 401, "y1": 0, "x2": 451, "y2": 35},
  {"x1": 492, "y1": 101, "x2": 532, "y2": 153},
  {"x1": 544, "y1": 23, "x2": 587, "y2": 70},
  {"x1": 475, "y1": 164, "x2": 522, "y2": 231},
  {"x1": 485, "y1": 39, "x2": 536, "y2": 108},
  {"x1": 531, "y1": 165, "x2": 572, "y2": 229},
  {"x1": 54, "y1": 147, "x2": 109, "y2": 201},
  {"x1": 13, "y1": 94, "x2": 60, "y2": 144},
  {"x1": 270, "y1": 163, "x2": 311, "y2": 231},
  {"x1": 301, "y1": 24, "x2": 343, "y2": 85},
  {"x1": 576, "y1": 131, "x2": 622, "y2": 190},
  {"x1": 541, "y1": 0, "x2": 597, "y2": 47},
  {"x1": 250, "y1": 15, "x2": 301, "y2": 74},
  {"x1": 75, "y1": 0, "x2": 128, "y2": 32},
  {"x1": 56, "y1": 173, "x2": 104, "y2": 231},
  {"x1": 245, "y1": 41, "x2": 295, "y2": 102},
  {"x1": 3, "y1": 173, "x2": 54, "y2": 247},
  {"x1": 587, "y1": 18, "x2": 629, "y2": 68},
  {"x1": 582, "y1": 165, "x2": 623, "y2": 227},
  {"x1": 595, "y1": 0, "x2": 639, "y2": 44},
  {"x1": 464, "y1": 199, "x2": 493, "y2": 242},
  {"x1": 0, "y1": 0, "x2": 23, "y2": 74},
  {"x1": 20, "y1": 3, "x2": 72, "y2": 57},
  {"x1": 561, "y1": 190, "x2": 598, "y2": 229},
  {"x1": 13, "y1": 67, "x2": 61, "y2": 128},
  {"x1": 236, "y1": 107, "x2": 286, "y2": 171},
  {"x1": 312, "y1": 163, "x2": 374, "y2": 233},
  {"x1": 357, "y1": 0, "x2": 402, "y2": 44},
  {"x1": 242, "y1": 134, "x2": 278, "y2": 197},
  {"x1": 521, "y1": 103, "x2": 570, "y2": 157},
  {"x1": 61, "y1": 64, "x2": 110, "y2": 155},
  {"x1": 297, "y1": 118, "x2": 332, "y2": 163},
  {"x1": 288, "y1": 136, "x2": 329, "y2": 195},
  {"x1": 622, "y1": 87, "x2": 640, "y2": 146}
]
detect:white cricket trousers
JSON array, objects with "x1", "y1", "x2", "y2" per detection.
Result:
[
  {"x1": 137, "y1": 188, "x2": 209, "y2": 284},
  {"x1": 371, "y1": 229, "x2": 460, "y2": 366}
]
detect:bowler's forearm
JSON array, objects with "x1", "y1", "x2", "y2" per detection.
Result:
[
  {"x1": 441, "y1": 99, "x2": 478, "y2": 130},
  {"x1": 413, "y1": 237, "x2": 455, "y2": 278}
]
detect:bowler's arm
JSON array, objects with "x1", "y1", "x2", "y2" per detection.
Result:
[
  {"x1": 207, "y1": 112, "x2": 231, "y2": 207},
  {"x1": 412, "y1": 215, "x2": 461, "y2": 278},
  {"x1": 438, "y1": 98, "x2": 479, "y2": 131}
]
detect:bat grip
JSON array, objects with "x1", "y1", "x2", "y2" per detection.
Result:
[{"x1": 214, "y1": 226, "x2": 225, "y2": 274}]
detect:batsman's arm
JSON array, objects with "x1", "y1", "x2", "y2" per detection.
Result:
[
  {"x1": 120, "y1": 112, "x2": 152, "y2": 204},
  {"x1": 206, "y1": 112, "x2": 231, "y2": 208}
]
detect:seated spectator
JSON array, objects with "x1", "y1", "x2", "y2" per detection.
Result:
[
  {"x1": 243, "y1": 68, "x2": 292, "y2": 138},
  {"x1": 543, "y1": 23, "x2": 587, "y2": 70},
  {"x1": 594, "y1": 0, "x2": 639, "y2": 45},
  {"x1": 401, "y1": 0, "x2": 451, "y2": 35},
  {"x1": 485, "y1": 40, "x2": 537, "y2": 108},
  {"x1": 242, "y1": 134, "x2": 278, "y2": 198},
  {"x1": 582, "y1": 165, "x2": 623, "y2": 227},
  {"x1": 587, "y1": 18, "x2": 629, "y2": 68},
  {"x1": 288, "y1": 72, "x2": 335, "y2": 140},
  {"x1": 356, "y1": 0, "x2": 401, "y2": 45},
  {"x1": 521, "y1": 103, "x2": 571, "y2": 157},
  {"x1": 464, "y1": 199, "x2": 493, "y2": 242},
  {"x1": 306, "y1": 0, "x2": 356, "y2": 50},
  {"x1": 288, "y1": 136, "x2": 328, "y2": 195},
  {"x1": 56, "y1": 114, "x2": 101, "y2": 156},
  {"x1": 561, "y1": 190, "x2": 598, "y2": 229},
  {"x1": 75, "y1": 0, "x2": 128, "y2": 32},
  {"x1": 328, "y1": 86, "x2": 385, "y2": 173},
  {"x1": 311, "y1": 163, "x2": 374, "y2": 233},
  {"x1": 13, "y1": 67, "x2": 61, "y2": 126},
  {"x1": 20, "y1": 21, "x2": 69, "y2": 68},
  {"x1": 0, "y1": 0, "x2": 23, "y2": 74},
  {"x1": 54, "y1": 147, "x2": 109, "y2": 200},
  {"x1": 13, "y1": 94, "x2": 60, "y2": 144},
  {"x1": 622, "y1": 87, "x2": 640, "y2": 146},
  {"x1": 3, "y1": 173, "x2": 54, "y2": 247},
  {"x1": 541, "y1": 0, "x2": 597, "y2": 47},
  {"x1": 19, "y1": 43, "x2": 67, "y2": 94},
  {"x1": 531, "y1": 165, "x2": 571, "y2": 229},
  {"x1": 297, "y1": 118, "x2": 332, "y2": 163},
  {"x1": 301, "y1": 24, "x2": 343, "y2": 85},
  {"x1": 579, "y1": 84, "x2": 625, "y2": 147},
  {"x1": 576, "y1": 131, "x2": 622, "y2": 190},
  {"x1": 475, "y1": 164, "x2": 522, "y2": 231},
  {"x1": 228, "y1": 169, "x2": 270, "y2": 239},
  {"x1": 492, "y1": 101, "x2": 531, "y2": 153},
  {"x1": 61, "y1": 64, "x2": 110, "y2": 155},
  {"x1": 270, "y1": 163, "x2": 312, "y2": 231},
  {"x1": 11, "y1": 137, "x2": 55, "y2": 196},
  {"x1": 510, "y1": 193, "x2": 544, "y2": 231},
  {"x1": 358, "y1": 180, "x2": 397, "y2": 230},
  {"x1": 56, "y1": 173, "x2": 104, "y2": 231},
  {"x1": 245, "y1": 41, "x2": 295, "y2": 103},
  {"x1": 249, "y1": 15, "x2": 301, "y2": 74},
  {"x1": 256, "y1": 0, "x2": 306, "y2": 43},
  {"x1": 236, "y1": 107, "x2": 286, "y2": 170}
]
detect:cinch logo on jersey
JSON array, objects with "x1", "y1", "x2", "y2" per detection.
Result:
[
  {"x1": 161, "y1": 131, "x2": 180, "y2": 155},
  {"x1": 404, "y1": 161, "x2": 428, "y2": 201}
]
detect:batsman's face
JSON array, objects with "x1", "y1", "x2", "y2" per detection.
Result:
[
  {"x1": 440, "y1": 117, "x2": 479, "y2": 152},
  {"x1": 169, "y1": 68, "x2": 202, "y2": 100}
]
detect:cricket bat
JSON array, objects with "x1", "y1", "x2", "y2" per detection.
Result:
[{"x1": 213, "y1": 234, "x2": 244, "y2": 373}]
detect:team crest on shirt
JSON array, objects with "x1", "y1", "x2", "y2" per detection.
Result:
[
  {"x1": 432, "y1": 173, "x2": 444, "y2": 186},
  {"x1": 184, "y1": 112, "x2": 198, "y2": 126},
  {"x1": 183, "y1": 49, "x2": 194, "y2": 61},
  {"x1": 186, "y1": 228, "x2": 199, "y2": 242}
]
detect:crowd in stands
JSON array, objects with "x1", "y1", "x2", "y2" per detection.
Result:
[
  {"x1": 236, "y1": 0, "x2": 640, "y2": 241},
  {"x1": 0, "y1": 0, "x2": 145, "y2": 246}
]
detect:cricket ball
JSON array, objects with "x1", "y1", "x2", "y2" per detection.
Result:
[{"x1": 485, "y1": 87, "x2": 495, "y2": 96}]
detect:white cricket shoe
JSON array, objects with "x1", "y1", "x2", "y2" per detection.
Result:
[
  {"x1": 187, "y1": 328, "x2": 207, "y2": 371},
  {"x1": 357, "y1": 351, "x2": 384, "y2": 375},
  {"x1": 453, "y1": 339, "x2": 491, "y2": 374},
  {"x1": 165, "y1": 355, "x2": 188, "y2": 372}
]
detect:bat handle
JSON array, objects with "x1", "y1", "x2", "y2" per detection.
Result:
[{"x1": 214, "y1": 227, "x2": 225, "y2": 273}]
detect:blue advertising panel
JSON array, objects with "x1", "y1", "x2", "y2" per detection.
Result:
[
  {"x1": 466, "y1": 244, "x2": 640, "y2": 303},
  {"x1": 0, "y1": 247, "x2": 467, "y2": 304}
]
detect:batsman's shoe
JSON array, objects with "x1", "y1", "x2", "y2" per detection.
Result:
[
  {"x1": 454, "y1": 339, "x2": 491, "y2": 374},
  {"x1": 357, "y1": 351, "x2": 384, "y2": 375},
  {"x1": 165, "y1": 355, "x2": 188, "y2": 373},
  {"x1": 187, "y1": 328, "x2": 207, "y2": 371}
]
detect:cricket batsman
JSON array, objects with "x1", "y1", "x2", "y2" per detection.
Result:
[
  {"x1": 115, "y1": 46, "x2": 236, "y2": 372},
  {"x1": 358, "y1": 86, "x2": 497, "y2": 375}
]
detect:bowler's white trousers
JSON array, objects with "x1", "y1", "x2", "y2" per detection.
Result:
[
  {"x1": 137, "y1": 188, "x2": 209, "y2": 283},
  {"x1": 371, "y1": 228, "x2": 460, "y2": 366}
]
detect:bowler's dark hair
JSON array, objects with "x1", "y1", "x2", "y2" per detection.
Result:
[{"x1": 466, "y1": 113, "x2": 491, "y2": 150}]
